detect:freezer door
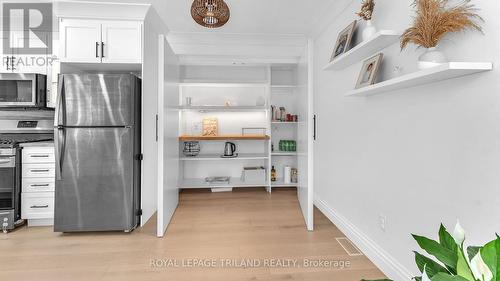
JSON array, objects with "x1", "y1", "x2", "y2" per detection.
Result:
[
  {"x1": 54, "y1": 127, "x2": 138, "y2": 232},
  {"x1": 56, "y1": 74, "x2": 136, "y2": 127}
]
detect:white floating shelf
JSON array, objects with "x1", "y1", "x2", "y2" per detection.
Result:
[
  {"x1": 175, "y1": 105, "x2": 268, "y2": 112},
  {"x1": 179, "y1": 178, "x2": 268, "y2": 189},
  {"x1": 180, "y1": 81, "x2": 268, "y2": 87},
  {"x1": 271, "y1": 152, "x2": 298, "y2": 156},
  {"x1": 345, "y1": 62, "x2": 493, "y2": 97},
  {"x1": 180, "y1": 153, "x2": 268, "y2": 161},
  {"x1": 323, "y1": 30, "x2": 401, "y2": 71},
  {"x1": 271, "y1": 121, "x2": 298, "y2": 124},
  {"x1": 271, "y1": 85, "x2": 297, "y2": 89},
  {"x1": 271, "y1": 179, "x2": 297, "y2": 187}
]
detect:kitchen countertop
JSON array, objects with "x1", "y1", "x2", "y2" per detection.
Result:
[{"x1": 19, "y1": 141, "x2": 54, "y2": 148}]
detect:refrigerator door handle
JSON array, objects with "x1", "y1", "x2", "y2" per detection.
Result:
[
  {"x1": 54, "y1": 75, "x2": 66, "y2": 127},
  {"x1": 54, "y1": 127, "x2": 66, "y2": 180}
]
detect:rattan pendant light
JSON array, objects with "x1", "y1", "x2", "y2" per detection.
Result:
[{"x1": 191, "y1": 0, "x2": 230, "y2": 28}]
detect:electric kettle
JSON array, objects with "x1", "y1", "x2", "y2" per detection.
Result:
[{"x1": 223, "y1": 142, "x2": 237, "y2": 157}]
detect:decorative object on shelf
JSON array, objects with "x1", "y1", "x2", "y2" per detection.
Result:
[
  {"x1": 191, "y1": 0, "x2": 230, "y2": 28},
  {"x1": 182, "y1": 141, "x2": 201, "y2": 157},
  {"x1": 205, "y1": 176, "x2": 230, "y2": 185},
  {"x1": 291, "y1": 168, "x2": 298, "y2": 183},
  {"x1": 271, "y1": 166, "x2": 277, "y2": 182},
  {"x1": 256, "y1": 96, "x2": 266, "y2": 106},
  {"x1": 202, "y1": 118, "x2": 218, "y2": 136},
  {"x1": 400, "y1": 0, "x2": 483, "y2": 70},
  {"x1": 222, "y1": 142, "x2": 237, "y2": 158},
  {"x1": 242, "y1": 127, "x2": 266, "y2": 136},
  {"x1": 361, "y1": 222, "x2": 500, "y2": 281},
  {"x1": 330, "y1": 20, "x2": 357, "y2": 61},
  {"x1": 284, "y1": 166, "x2": 292, "y2": 184},
  {"x1": 279, "y1": 140, "x2": 297, "y2": 152},
  {"x1": 241, "y1": 167, "x2": 266, "y2": 183},
  {"x1": 355, "y1": 53, "x2": 383, "y2": 89},
  {"x1": 357, "y1": 0, "x2": 377, "y2": 41}
]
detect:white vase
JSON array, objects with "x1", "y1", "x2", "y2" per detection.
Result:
[
  {"x1": 418, "y1": 47, "x2": 448, "y2": 70},
  {"x1": 362, "y1": 20, "x2": 377, "y2": 41}
]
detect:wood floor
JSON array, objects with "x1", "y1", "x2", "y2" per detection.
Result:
[{"x1": 0, "y1": 188, "x2": 386, "y2": 281}]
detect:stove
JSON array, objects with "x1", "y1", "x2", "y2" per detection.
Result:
[{"x1": 0, "y1": 119, "x2": 53, "y2": 232}]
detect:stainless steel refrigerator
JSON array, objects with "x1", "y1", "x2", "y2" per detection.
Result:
[{"x1": 54, "y1": 74, "x2": 141, "y2": 232}]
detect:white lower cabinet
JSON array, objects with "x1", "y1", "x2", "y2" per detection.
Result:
[{"x1": 21, "y1": 146, "x2": 55, "y2": 227}]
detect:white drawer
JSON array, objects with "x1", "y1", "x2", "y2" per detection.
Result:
[
  {"x1": 22, "y1": 192, "x2": 55, "y2": 220},
  {"x1": 22, "y1": 178, "x2": 55, "y2": 193},
  {"x1": 22, "y1": 164, "x2": 56, "y2": 178},
  {"x1": 22, "y1": 148, "x2": 55, "y2": 164}
]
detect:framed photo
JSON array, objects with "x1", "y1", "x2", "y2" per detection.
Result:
[
  {"x1": 355, "y1": 53, "x2": 383, "y2": 89},
  {"x1": 330, "y1": 20, "x2": 357, "y2": 61},
  {"x1": 202, "y1": 118, "x2": 218, "y2": 136}
]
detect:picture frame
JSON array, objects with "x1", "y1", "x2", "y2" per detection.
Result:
[
  {"x1": 330, "y1": 20, "x2": 357, "y2": 61},
  {"x1": 355, "y1": 53, "x2": 383, "y2": 89},
  {"x1": 202, "y1": 118, "x2": 218, "y2": 136}
]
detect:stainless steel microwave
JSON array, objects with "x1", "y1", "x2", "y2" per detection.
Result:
[{"x1": 0, "y1": 74, "x2": 47, "y2": 108}]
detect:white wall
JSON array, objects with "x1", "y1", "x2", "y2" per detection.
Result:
[
  {"x1": 313, "y1": 0, "x2": 500, "y2": 280},
  {"x1": 157, "y1": 35, "x2": 180, "y2": 237},
  {"x1": 141, "y1": 7, "x2": 169, "y2": 226}
]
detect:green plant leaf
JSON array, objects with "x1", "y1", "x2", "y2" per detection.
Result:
[
  {"x1": 457, "y1": 247, "x2": 475, "y2": 281},
  {"x1": 481, "y1": 237, "x2": 500, "y2": 281},
  {"x1": 414, "y1": 277, "x2": 422, "y2": 281},
  {"x1": 467, "y1": 246, "x2": 482, "y2": 262},
  {"x1": 440, "y1": 224, "x2": 459, "y2": 253},
  {"x1": 415, "y1": 251, "x2": 449, "y2": 277},
  {"x1": 413, "y1": 234, "x2": 459, "y2": 270},
  {"x1": 431, "y1": 273, "x2": 472, "y2": 281}
]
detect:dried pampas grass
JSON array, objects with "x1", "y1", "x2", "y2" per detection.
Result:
[
  {"x1": 401, "y1": 0, "x2": 483, "y2": 50},
  {"x1": 357, "y1": 0, "x2": 375, "y2": 21}
]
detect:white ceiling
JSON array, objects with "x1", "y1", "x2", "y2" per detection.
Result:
[{"x1": 68, "y1": 0, "x2": 337, "y2": 35}]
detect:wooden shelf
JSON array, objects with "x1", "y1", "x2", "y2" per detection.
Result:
[
  {"x1": 323, "y1": 30, "x2": 401, "y2": 71},
  {"x1": 180, "y1": 178, "x2": 269, "y2": 189},
  {"x1": 180, "y1": 153, "x2": 268, "y2": 161},
  {"x1": 175, "y1": 105, "x2": 267, "y2": 112},
  {"x1": 179, "y1": 135, "x2": 270, "y2": 141},
  {"x1": 345, "y1": 62, "x2": 493, "y2": 97}
]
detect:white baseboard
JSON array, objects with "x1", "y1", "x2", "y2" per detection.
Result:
[{"x1": 314, "y1": 194, "x2": 414, "y2": 281}]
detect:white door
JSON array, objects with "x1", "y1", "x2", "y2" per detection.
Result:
[
  {"x1": 101, "y1": 21, "x2": 142, "y2": 64},
  {"x1": 297, "y1": 40, "x2": 314, "y2": 231},
  {"x1": 157, "y1": 35, "x2": 180, "y2": 237},
  {"x1": 59, "y1": 19, "x2": 101, "y2": 63}
]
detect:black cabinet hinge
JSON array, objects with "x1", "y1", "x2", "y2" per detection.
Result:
[
  {"x1": 135, "y1": 154, "x2": 143, "y2": 161},
  {"x1": 136, "y1": 209, "x2": 143, "y2": 216}
]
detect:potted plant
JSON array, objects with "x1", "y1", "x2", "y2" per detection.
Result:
[
  {"x1": 357, "y1": 0, "x2": 377, "y2": 41},
  {"x1": 401, "y1": 0, "x2": 483, "y2": 70},
  {"x1": 362, "y1": 222, "x2": 499, "y2": 281}
]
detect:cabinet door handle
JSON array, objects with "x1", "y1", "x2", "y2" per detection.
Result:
[
  {"x1": 11, "y1": 56, "x2": 15, "y2": 71},
  {"x1": 96, "y1": 42, "x2": 100, "y2": 58},
  {"x1": 31, "y1": 169, "x2": 50, "y2": 173},
  {"x1": 30, "y1": 155, "x2": 50, "y2": 158},
  {"x1": 313, "y1": 114, "x2": 317, "y2": 141},
  {"x1": 6, "y1": 56, "x2": 10, "y2": 70},
  {"x1": 30, "y1": 205, "x2": 49, "y2": 209},
  {"x1": 101, "y1": 42, "x2": 105, "y2": 58},
  {"x1": 31, "y1": 184, "x2": 50, "y2": 187}
]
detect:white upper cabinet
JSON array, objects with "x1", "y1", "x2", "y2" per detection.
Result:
[
  {"x1": 101, "y1": 21, "x2": 142, "y2": 64},
  {"x1": 59, "y1": 18, "x2": 142, "y2": 64},
  {"x1": 60, "y1": 19, "x2": 101, "y2": 63}
]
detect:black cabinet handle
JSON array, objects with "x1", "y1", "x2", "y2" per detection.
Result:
[
  {"x1": 11, "y1": 56, "x2": 15, "y2": 71},
  {"x1": 313, "y1": 114, "x2": 317, "y2": 141},
  {"x1": 31, "y1": 184, "x2": 50, "y2": 187},
  {"x1": 31, "y1": 169, "x2": 50, "y2": 173},
  {"x1": 96, "y1": 42, "x2": 100, "y2": 58},
  {"x1": 101, "y1": 42, "x2": 105, "y2": 58},
  {"x1": 6, "y1": 56, "x2": 10, "y2": 70}
]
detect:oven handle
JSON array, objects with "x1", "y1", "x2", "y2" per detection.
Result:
[{"x1": 54, "y1": 127, "x2": 66, "y2": 180}]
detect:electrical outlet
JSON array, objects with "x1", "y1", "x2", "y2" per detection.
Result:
[{"x1": 379, "y1": 214, "x2": 387, "y2": 232}]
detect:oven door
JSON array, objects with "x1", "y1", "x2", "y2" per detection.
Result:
[
  {"x1": 0, "y1": 73, "x2": 37, "y2": 107},
  {"x1": 0, "y1": 156, "x2": 16, "y2": 210}
]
